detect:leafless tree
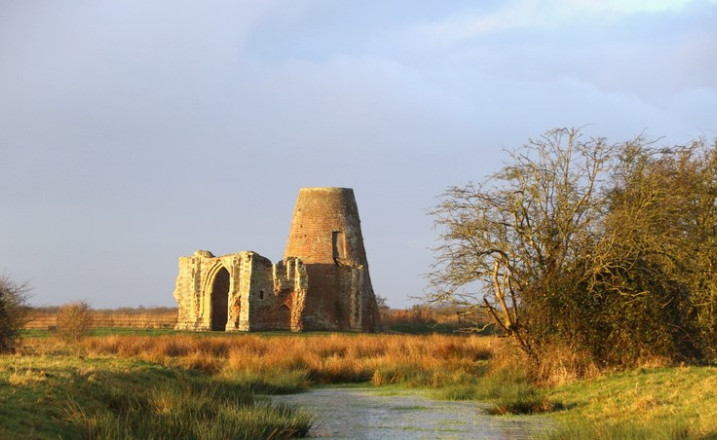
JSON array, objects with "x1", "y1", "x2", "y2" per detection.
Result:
[
  {"x1": 57, "y1": 301, "x2": 94, "y2": 342},
  {"x1": 429, "y1": 128, "x2": 717, "y2": 366},
  {"x1": 0, "y1": 273, "x2": 31, "y2": 353},
  {"x1": 428, "y1": 128, "x2": 614, "y2": 364}
]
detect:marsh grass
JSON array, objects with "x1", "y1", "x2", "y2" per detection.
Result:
[
  {"x1": 9, "y1": 332, "x2": 503, "y2": 438},
  {"x1": 23, "y1": 332, "x2": 497, "y2": 389},
  {"x1": 543, "y1": 418, "x2": 694, "y2": 440},
  {"x1": 21, "y1": 332, "x2": 563, "y2": 416},
  {"x1": 434, "y1": 362, "x2": 564, "y2": 415},
  {"x1": 13, "y1": 331, "x2": 716, "y2": 439},
  {"x1": 542, "y1": 366, "x2": 717, "y2": 440},
  {"x1": 0, "y1": 356, "x2": 311, "y2": 440}
]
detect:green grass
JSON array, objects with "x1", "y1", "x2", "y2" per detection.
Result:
[
  {"x1": 430, "y1": 361, "x2": 717, "y2": 439},
  {"x1": 386, "y1": 322, "x2": 497, "y2": 335},
  {"x1": 387, "y1": 322, "x2": 458, "y2": 334},
  {"x1": 433, "y1": 364, "x2": 717, "y2": 438},
  {"x1": 433, "y1": 364, "x2": 564, "y2": 415},
  {"x1": 0, "y1": 355, "x2": 311, "y2": 440},
  {"x1": 21, "y1": 328, "x2": 190, "y2": 338},
  {"x1": 220, "y1": 369, "x2": 310, "y2": 395},
  {"x1": 540, "y1": 367, "x2": 717, "y2": 440}
]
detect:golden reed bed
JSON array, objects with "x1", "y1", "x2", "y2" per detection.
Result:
[{"x1": 24, "y1": 332, "x2": 498, "y2": 387}]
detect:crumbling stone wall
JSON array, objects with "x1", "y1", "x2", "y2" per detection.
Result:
[
  {"x1": 173, "y1": 187, "x2": 381, "y2": 332},
  {"x1": 173, "y1": 251, "x2": 307, "y2": 331}
]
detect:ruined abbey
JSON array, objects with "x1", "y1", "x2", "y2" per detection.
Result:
[{"x1": 173, "y1": 187, "x2": 381, "y2": 332}]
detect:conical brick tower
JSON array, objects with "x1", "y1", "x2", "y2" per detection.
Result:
[{"x1": 284, "y1": 187, "x2": 381, "y2": 331}]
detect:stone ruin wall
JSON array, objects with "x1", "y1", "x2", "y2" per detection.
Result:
[
  {"x1": 173, "y1": 187, "x2": 381, "y2": 332},
  {"x1": 173, "y1": 250, "x2": 307, "y2": 331}
]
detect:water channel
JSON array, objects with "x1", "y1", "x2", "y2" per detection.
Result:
[{"x1": 269, "y1": 387, "x2": 550, "y2": 439}]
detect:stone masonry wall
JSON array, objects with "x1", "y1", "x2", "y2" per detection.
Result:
[
  {"x1": 284, "y1": 187, "x2": 381, "y2": 331},
  {"x1": 174, "y1": 187, "x2": 380, "y2": 332},
  {"x1": 173, "y1": 251, "x2": 307, "y2": 331}
]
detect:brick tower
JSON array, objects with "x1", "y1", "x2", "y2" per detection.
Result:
[{"x1": 284, "y1": 187, "x2": 381, "y2": 331}]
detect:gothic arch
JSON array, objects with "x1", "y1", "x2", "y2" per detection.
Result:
[{"x1": 203, "y1": 261, "x2": 233, "y2": 331}]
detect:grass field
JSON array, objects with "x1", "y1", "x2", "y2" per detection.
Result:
[
  {"x1": 543, "y1": 366, "x2": 717, "y2": 440},
  {"x1": 3, "y1": 330, "x2": 717, "y2": 439}
]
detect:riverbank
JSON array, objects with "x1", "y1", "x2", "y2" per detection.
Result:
[
  {"x1": 544, "y1": 366, "x2": 717, "y2": 439},
  {"x1": 4, "y1": 331, "x2": 716, "y2": 439},
  {"x1": 0, "y1": 355, "x2": 311, "y2": 439}
]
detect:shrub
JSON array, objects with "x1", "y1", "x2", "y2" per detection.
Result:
[
  {"x1": 0, "y1": 273, "x2": 30, "y2": 353},
  {"x1": 57, "y1": 301, "x2": 94, "y2": 342},
  {"x1": 429, "y1": 130, "x2": 717, "y2": 371}
]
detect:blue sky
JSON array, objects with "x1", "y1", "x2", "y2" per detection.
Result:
[{"x1": 1, "y1": 0, "x2": 716, "y2": 308}]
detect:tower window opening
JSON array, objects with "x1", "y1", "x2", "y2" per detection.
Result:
[{"x1": 332, "y1": 231, "x2": 346, "y2": 262}]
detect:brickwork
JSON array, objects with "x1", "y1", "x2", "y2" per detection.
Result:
[
  {"x1": 173, "y1": 187, "x2": 381, "y2": 332},
  {"x1": 285, "y1": 188, "x2": 381, "y2": 332}
]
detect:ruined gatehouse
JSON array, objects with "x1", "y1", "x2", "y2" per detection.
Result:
[{"x1": 173, "y1": 187, "x2": 381, "y2": 332}]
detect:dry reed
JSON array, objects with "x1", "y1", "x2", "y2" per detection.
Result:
[{"x1": 24, "y1": 333, "x2": 497, "y2": 387}]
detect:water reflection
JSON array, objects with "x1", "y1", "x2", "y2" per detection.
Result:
[{"x1": 270, "y1": 387, "x2": 549, "y2": 439}]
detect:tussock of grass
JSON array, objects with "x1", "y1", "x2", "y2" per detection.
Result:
[
  {"x1": 434, "y1": 364, "x2": 565, "y2": 415},
  {"x1": 221, "y1": 369, "x2": 310, "y2": 395},
  {"x1": 488, "y1": 396, "x2": 565, "y2": 416},
  {"x1": 0, "y1": 356, "x2": 311, "y2": 440}
]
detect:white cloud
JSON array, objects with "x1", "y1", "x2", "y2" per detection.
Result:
[
  {"x1": 415, "y1": 0, "x2": 713, "y2": 46},
  {"x1": 573, "y1": 0, "x2": 699, "y2": 15}
]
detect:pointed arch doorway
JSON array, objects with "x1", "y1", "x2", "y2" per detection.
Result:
[{"x1": 210, "y1": 267, "x2": 230, "y2": 331}]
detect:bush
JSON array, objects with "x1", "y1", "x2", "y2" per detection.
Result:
[
  {"x1": 0, "y1": 273, "x2": 30, "y2": 353},
  {"x1": 57, "y1": 301, "x2": 94, "y2": 342},
  {"x1": 429, "y1": 130, "x2": 717, "y2": 370}
]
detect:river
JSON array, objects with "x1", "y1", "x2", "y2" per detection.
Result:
[{"x1": 269, "y1": 387, "x2": 550, "y2": 439}]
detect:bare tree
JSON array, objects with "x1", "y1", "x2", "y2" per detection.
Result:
[
  {"x1": 428, "y1": 128, "x2": 613, "y2": 364},
  {"x1": 429, "y1": 128, "x2": 717, "y2": 367},
  {"x1": 0, "y1": 273, "x2": 31, "y2": 353},
  {"x1": 56, "y1": 301, "x2": 94, "y2": 342}
]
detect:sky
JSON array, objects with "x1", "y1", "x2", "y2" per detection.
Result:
[{"x1": 1, "y1": 0, "x2": 716, "y2": 309}]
